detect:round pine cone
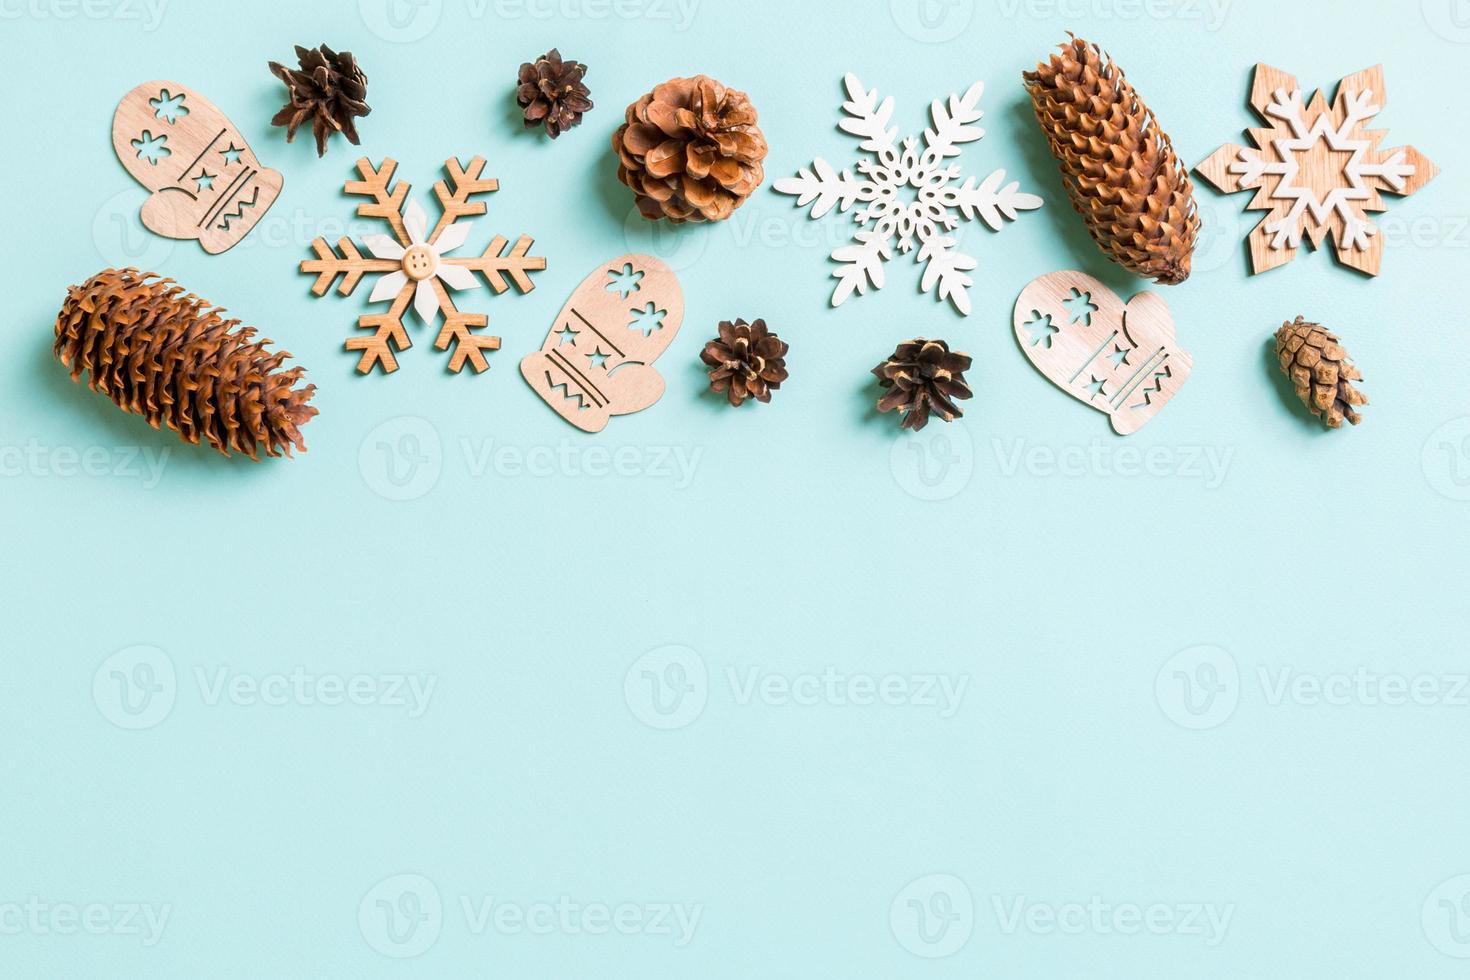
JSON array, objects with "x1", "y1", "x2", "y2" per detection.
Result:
[
  {"x1": 613, "y1": 75, "x2": 768, "y2": 223},
  {"x1": 54, "y1": 269, "x2": 318, "y2": 459},
  {"x1": 873, "y1": 339, "x2": 973, "y2": 431},
  {"x1": 269, "y1": 43, "x2": 370, "y2": 157},
  {"x1": 1274, "y1": 317, "x2": 1367, "y2": 429},
  {"x1": 701, "y1": 319, "x2": 788, "y2": 406},
  {"x1": 1023, "y1": 35, "x2": 1199, "y2": 285},
  {"x1": 517, "y1": 48, "x2": 592, "y2": 138}
]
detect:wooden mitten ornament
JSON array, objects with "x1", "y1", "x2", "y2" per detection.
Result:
[
  {"x1": 1013, "y1": 271, "x2": 1191, "y2": 435},
  {"x1": 522, "y1": 255, "x2": 683, "y2": 432},
  {"x1": 112, "y1": 81, "x2": 282, "y2": 254},
  {"x1": 1196, "y1": 64, "x2": 1438, "y2": 277}
]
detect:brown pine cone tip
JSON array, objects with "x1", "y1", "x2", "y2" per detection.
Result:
[
  {"x1": 1023, "y1": 34, "x2": 1199, "y2": 285},
  {"x1": 613, "y1": 75, "x2": 768, "y2": 223},
  {"x1": 54, "y1": 269, "x2": 318, "y2": 460},
  {"x1": 269, "y1": 43, "x2": 370, "y2": 157},
  {"x1": 517, "y1": 48, "x2": 592, "y2": 138},
  {"x1": 701, "y1": 318, "x2": 789, "y2": 406},
  {"x1": 1274, "y1": 317, "x2": 1367, "y2": 429},
  {"x1": 873, "y1": 339, "x2": 973, "y2": 431}
]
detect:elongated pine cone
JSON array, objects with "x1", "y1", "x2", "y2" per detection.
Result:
[
  {"x1": 701, "y1": 318, "x2": 789, "y2": 406},
  {"x1": 517, "y1": 48, "x2": 592, "y2": 138},
  {"x1": 873, "y1": 339, "x2": 973, "y2": 431},
  {"x1": 613, "y1": 75, "x2": 768, "y2": 223},
  {"x1": 269, "y1": 43, "x2": 370, "y2": 156},
  {"x1": 1274, "y1": 317, "x2": 1367, "y2": 429},
  {"x1": 1023, "y1": 35, "x2": 1199, "y2": 285},
  {"x1": 54, "y1": 269, "x2": 317, "y2": 459}
]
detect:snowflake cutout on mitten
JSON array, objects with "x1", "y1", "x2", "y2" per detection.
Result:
[
  {"x1": 1196, "y1": 64, "x2": 1438, "y2": 277},
  {"x1": 301, "y1": 156, "x2": 546, "y2": 374},
  {"x1": 775, "y1": 74, "x2": 1042, "y2": 316}
]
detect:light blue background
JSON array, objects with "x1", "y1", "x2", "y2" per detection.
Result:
[{"x1": 4, "y1": 0, "x2": 1470, "y2": 976}]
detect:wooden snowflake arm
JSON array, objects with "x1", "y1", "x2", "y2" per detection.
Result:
[
  {"x1": 444, "y1": 235, "x2": 546, "y2": 293},
  {"x1": 1195, "y1": 143, "x2": 1253, "y2": 194},
  {"x1": 428, "y1": 156, "x2": 499, "y2": 243},
  {"x1": 345, "y1": 158, "x2": 409, "y2": 244},
  {"x1": 301, "y1": 237, "x2": 399, "y2": 296},
  {"x1": 430, "y1": 279, "x2": 500, "y2": 374},
  {"x1": 345, "y1": 287, "x2": 412, "y2": 374}
]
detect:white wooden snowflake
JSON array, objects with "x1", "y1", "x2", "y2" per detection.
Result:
[
  {"x1": 775, "y1": 74, "x2": 1042, "y2": 316},
  {"x1": 1196, "y1": 64, "x2": 1438, "y2": 277}
]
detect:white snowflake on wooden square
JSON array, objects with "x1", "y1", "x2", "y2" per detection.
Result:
[{"x1": 775, "y1": 74, "x2": 1042, "y2": 316}]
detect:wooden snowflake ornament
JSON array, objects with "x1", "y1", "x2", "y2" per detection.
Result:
[
  {"x1": 301, "y1": 157, "x2": 546, "y2": 374},
  {"x1": 775, "y1": 74, "x2": 1042, "y2": 315},
  {"x1": 1196, "y1": 64, "x2": 1438, "y2": 277}
]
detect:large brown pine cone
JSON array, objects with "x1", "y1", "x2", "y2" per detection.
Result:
[
  {"x1": 1274, "y1": 317, "x2": 1367, "y2": 428},
  {"x1": 873, "y1": 339, "x2": 973, "y2": 431},
  {"x1": 517, "y1": 48, "x2": 592, "y2": 138},
  {"x1": 701, "y1": 318, "x2": 789, "y2": 406},
  {"x1": 1023, "y1": 35, "x2": 1199, "y2": 285},
  {"x1": 269, "y1": 44, "x2": 371, "y2": 157},
  {"x1": 54, "y1": 269, "x2": 317, "y2": 459},
  {"x1": 613, "y1": 75, "x2": 768, "y2": 223}
]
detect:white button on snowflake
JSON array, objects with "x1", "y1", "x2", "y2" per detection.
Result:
[
  {"x1": 776, "y1": 74, "x2": 1042, "y2": 316},
  {"x1": 365, "y1": 199, "x2": 480, "y2": 325}
]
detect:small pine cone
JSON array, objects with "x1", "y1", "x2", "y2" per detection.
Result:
[
  {"x1": 269, "y1": 43, "x2": 370, "y2": 157},
  {"x1": 1023, "y1": 35, "x2": 1200, "y2": 285},
  {"x1": 517, "y1": 48, "x2": 592, "y2": 138},
  {"x1": 1274, "y1": 317, "x2": 1367, "y2": 429},
  {"x1": 701, "y1": 318, "x2": 789, "y2": 406},
  {"x1": 873, "y1": 339, "x2": 973, "y2": 431},
  {"x1": 613, "y1": 75, "x2": 768, "y2": 223},
  {"x1": 54, "y1": 269, "x2": 318, "y2": 459}
]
